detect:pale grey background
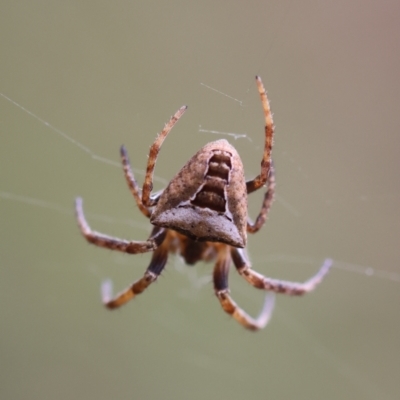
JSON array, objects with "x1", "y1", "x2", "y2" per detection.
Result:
[{"x1": 1, "y1": 1, "x2": 399, "y2": 399}]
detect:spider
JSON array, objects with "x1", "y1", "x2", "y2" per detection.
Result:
[{"x1": 75, "y1": 76, "x2": 332, "y2": 331}]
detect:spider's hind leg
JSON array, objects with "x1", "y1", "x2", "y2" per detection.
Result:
[
  {"x1": 102, "y1": 232, "x2": 170, "y2": 309},
  {"x1": 142, "y1": 105, "x2": 187, "y2": 207},
  {"x1": 246, "y1": 76, "x2": 274, "y2": 195},
  {"x1": 247, "y1": 162, "x2": 276, "y2": 234},
  {"x1": 213, "y1": 246, "x2": 275, "y2": 331},
  {"x1": 120, "y1": 145, "x2": 152, "y2": 218}
]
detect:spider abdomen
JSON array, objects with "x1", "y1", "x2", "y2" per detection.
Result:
[
  {"x1": 150, "y1": 139, "x2": 247, "y2": 248},
  {"x1": 192, "y1": 180, "x2": 226, "y2": 212}
]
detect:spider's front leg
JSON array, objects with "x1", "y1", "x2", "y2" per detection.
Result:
[
  {"x1": 141, "y1": 105, "x2": 187, "y2": 207},
  {"x1": 102, "y1": 235, "x2": 169, "y2": 309},
  {"x1": 246, "y1": 76, "x2": 275, "y2": 195},
  {"x1": 213, "y1": 246, "x2": 275, "y2": 331},
  {"x1": 75, "y1": 197, "x2": 166, "y2": 253},
  {"x1": 231, "y1": 247, "x2": 333, "y2": 295}
]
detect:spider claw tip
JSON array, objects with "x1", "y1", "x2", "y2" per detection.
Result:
[
  {"x1": 101, "y1": 279, "x2": 113, "y2": 302},
  {"x1": 256, "y1": 293, "x2": 276, "y2": 328},
  {"x1": 323, "y1": 258, "x2": 334, "y2": 269}
]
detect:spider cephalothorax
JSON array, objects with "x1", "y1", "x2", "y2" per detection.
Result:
[{"x1": 75, "y1": 76, "x2": 332, "y2": 331}]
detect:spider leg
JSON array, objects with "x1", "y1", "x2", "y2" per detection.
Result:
[
  {"x1": 232, "y1": 248, "x2": 333, "y2": 295},
  {"x1": 247, "y1": 161, "x2": 276, "y2": 233},
  {"x1": 101, "y1": 238, "x2": 169, "y2": 309},
  {"x1": 246, "y1": 76, "x2": 274, "y2": 194},
  {"x1": 142, "y1": 105, "x2": 188, "y2": 207},
  {"x1": 213, "y1": 246, "x2": 276, "y2": 331},
  {"x1": 120, "y1": 145, "x2": 160, "y2": 218},
  {"x1": 75, "y1": 197, "x2": 166, "y2": 253}
]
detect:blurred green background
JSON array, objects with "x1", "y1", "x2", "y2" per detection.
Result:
[{"x1": 1, "y1": 1, "x2": 399, "y2": 399}]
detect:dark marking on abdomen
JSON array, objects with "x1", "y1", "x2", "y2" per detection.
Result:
[{"x1": 191, "y1": 180, "x2": 226, "y2": 212}]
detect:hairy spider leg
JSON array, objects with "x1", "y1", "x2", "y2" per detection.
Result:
[
  {"x1": 141, "y1": 105, "x2": 188, "y2": 207},
  {"x1": 246, "y1": 76, "x2": 275, "y2": 194},
  {"x1": 247, "y1": 161, "x2": 276, "y2": 233},
  {"x1": 120, "y1": 145, "x2": 151, "y2": 218},
  {"x1": 102, "y1": 230, "x2": 169, "y2": 309},
  {"x1": 231, "y1": 248, "x2": 333, "y2": 295},
  {"x1": 213, "y1": 245, "x2": 276, "y2": 330},
  {"x1": 75, "y1": 197, "x2": 166, "y2": 253}
]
